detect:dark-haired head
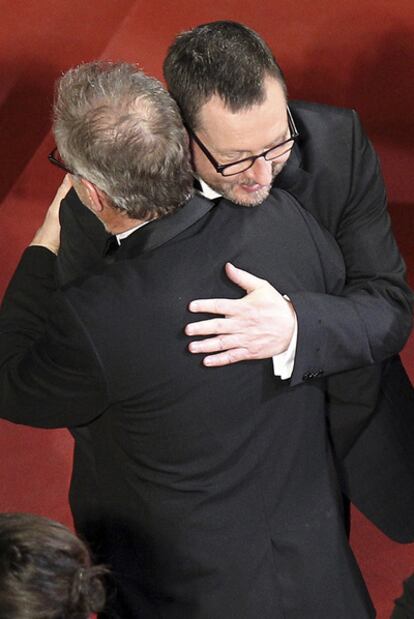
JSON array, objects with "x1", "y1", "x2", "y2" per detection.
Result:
[
  {"x1": 0, "y1": 513, "x2": 108, "y2": 619},
  {"x1": 163, "y1": 22, "x2": 293, "y2": 209},
  {"x1": 163, "y1": 20, "x2": 286, "y2": 130}
]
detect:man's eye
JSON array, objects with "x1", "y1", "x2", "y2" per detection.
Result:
[{"x1": 223, "y1": 154, "x2": 245, "y2": 162}]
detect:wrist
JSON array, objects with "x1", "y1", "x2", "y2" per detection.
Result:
[{"x1": 29, "y1": 229, "x2": 60, "y2": 255}]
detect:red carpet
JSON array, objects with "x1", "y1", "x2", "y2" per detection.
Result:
[{"x1": 0, "y1": 3, "x2": 413, "y2": 617}]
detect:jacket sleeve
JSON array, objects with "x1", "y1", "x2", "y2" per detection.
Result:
[
  {"x1": 0, "y1": 247, "x2": 109, "y2": 428},
  {"x1": 57, "y1": 187, "x2": 110, "y2": 286},
  {"x1": 287, "y1": 110, "x2": 413, "y2": 386}
]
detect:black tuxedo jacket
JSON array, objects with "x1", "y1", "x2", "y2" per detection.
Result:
[
  {"x1": 0, "y1": 192, "x2": 374, "y2": 618},
  {"x1": 277, "y1": 101, "x2": 412, "y2": 378},
  {"x1": 275, "y1": 102, "x2": 414, "y2": 541},
  {"x1": 57, "y1": 101, "x2": 414, "y2": 542}
]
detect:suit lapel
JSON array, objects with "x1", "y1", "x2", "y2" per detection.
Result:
[
  {"x1": 274, "y1": 144, "x2": 313, "y2": 204},
  {"x1": 116, "y1": 193, "x2": 217, "y2": 259}
]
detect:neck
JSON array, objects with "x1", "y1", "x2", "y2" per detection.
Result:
[
  {"x1": 109, "y1": 218, "x2": 147, "y2": 234},
  {"x1": 100, "y1": 208, "x2": 151, "y2": 235}
]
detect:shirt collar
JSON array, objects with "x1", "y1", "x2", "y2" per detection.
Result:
[
  {"x1": 116, "y1": 220, "x2": 151, "y2": 244},
  {"x1": 196, "y1": 178, "x2": 222, "y2": 200},
  {"x1": 115, "y1": 178, "x2": 220, "y2": 245}
]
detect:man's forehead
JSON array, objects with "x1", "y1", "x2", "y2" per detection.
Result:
[{"x1": 197, "y1": 80, "x2": 288, "y2": 154}]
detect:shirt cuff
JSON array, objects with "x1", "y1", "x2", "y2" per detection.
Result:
[{"x1": 272, "y1": 310, "x2": 297, "y2": 380}]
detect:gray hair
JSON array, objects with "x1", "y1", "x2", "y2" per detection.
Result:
[{"x1": 53, "y1": 61, "x2": 194, "y2": 220}]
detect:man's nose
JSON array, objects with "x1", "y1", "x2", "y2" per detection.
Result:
[{"x1": 245, "y1": 156, "x2": 273, "y2": 185}]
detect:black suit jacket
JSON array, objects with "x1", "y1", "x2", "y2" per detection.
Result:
[
  {"x1": 276, "y1": 101, "x2": 412, "y2": 378},
  {"x1": 275, "y1": 102, "x2": 414, "y2": 541},
  {"x1": 0, "y1": 192, "x2": 374, "y2": 618},
  {"x1": 56, "y1": 101, "x2": 414, "y2": 542}
]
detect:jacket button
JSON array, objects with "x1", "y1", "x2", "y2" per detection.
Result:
[{"x1": 303, "y1": 370, "x2": 324, "y2": 381}]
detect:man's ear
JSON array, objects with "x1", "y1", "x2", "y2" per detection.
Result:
[{"x1": 78, "y1": 178, "x2": 108, "y2": 213}]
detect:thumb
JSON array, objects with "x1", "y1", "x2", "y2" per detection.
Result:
[
  {"x1": 225, "y1": 262, "x2": 266, "y2": 293},
  {"x1": 59, "y1": 174, "x2": 73, "y2": 197},
  {"x1": 52, "y1": 174, "x2": 72, "y2": 207}
]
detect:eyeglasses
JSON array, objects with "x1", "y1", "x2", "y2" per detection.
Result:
[
  {"x1": 187, "y1": 106, "x2": 299, "y2": 177},
  {"x1": 48, "y1": 147, "x2": 75, "y2": 175}
]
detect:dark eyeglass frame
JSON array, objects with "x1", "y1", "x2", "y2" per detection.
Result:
[
  {"x1": 48, "y1": 147, "x2": 76, "y2": 175},
  {"x1": 187, "y1": 106, "x2": 299, "y2": 177}
]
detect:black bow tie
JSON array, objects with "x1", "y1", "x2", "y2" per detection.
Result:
[
  {"x1": 103, "y1": 235, "x2": 120, "y2": 262},
  {"x1": 193, "y1": 178, "x2": 203, "y2": 192}
]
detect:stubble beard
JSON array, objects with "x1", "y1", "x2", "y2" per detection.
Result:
[{"x1": 205, "y1": 160, "x2": 286, "y2": 207}]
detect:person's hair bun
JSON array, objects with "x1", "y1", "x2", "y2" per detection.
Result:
[{"x1": 70, "y1": 564, "x2": 108, "y2": 614}]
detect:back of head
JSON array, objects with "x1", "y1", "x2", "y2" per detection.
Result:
[
  {"x1": 163, "y1": 20, "x2": 286, "y2": 130},
  {"x1": 0, "y1": 513, "x2": 107, "y2": 619},
  {"x1": 54, "y1": 61, "x2": 193, "y2": 220}
]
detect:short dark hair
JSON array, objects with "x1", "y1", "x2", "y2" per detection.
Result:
[
  {"x1": 54, "y1": 61, "x2": 194, "y2": 220},
  {"x1": 163, "y1": 20, "x2": 287, "y2": 130},
  {"x1": 0, "y1": 513, "x2": 108, "y2": 619}
]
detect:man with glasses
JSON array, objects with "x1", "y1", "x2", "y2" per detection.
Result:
[
  {"x1": 162, "y1": 21, "x2": 412, "y2": 368},
  {"x1": 162, "y1": 20, "x2": 414, "y2": 541},
  {"x1": 2, "y1": 61, "x2": 377, "y2": 618}
]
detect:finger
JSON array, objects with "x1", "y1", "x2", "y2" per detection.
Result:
[
  {"x1": 63, "y1": 173, "x2": 73, "y2": 188},
  {"x1": 225, "y1": 262, "x2": 266, "y2": 294},
  {"x1": 202, "y1": 348, "x2": 249, "y2": 367},
  {"x1": 188, "y1": 334, "x2": 241, "y2": 354},
  {"x1": 57, "y1": 174, "x2": 73, "y2": 198},
  {"x1": 50, "y1": 176, "x2": 72, "y2": 212},
  {"x1": 188, "y1": 298, "x2": 240, "y2": 316},
  {"x1": 185, "y1": 317, "x2": 239, "y2": 336}
]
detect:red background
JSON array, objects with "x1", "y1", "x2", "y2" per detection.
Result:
[{"x1": 0, "y1": 3, "x2": 413, "y2": 616}]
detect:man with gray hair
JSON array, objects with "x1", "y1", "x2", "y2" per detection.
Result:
[
  {"x1": 49, "y1": 61, "x2": 195, "y2": 554},
  {"x1": 1, "y1": 60, "x2": 376, "y2": 617}
]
